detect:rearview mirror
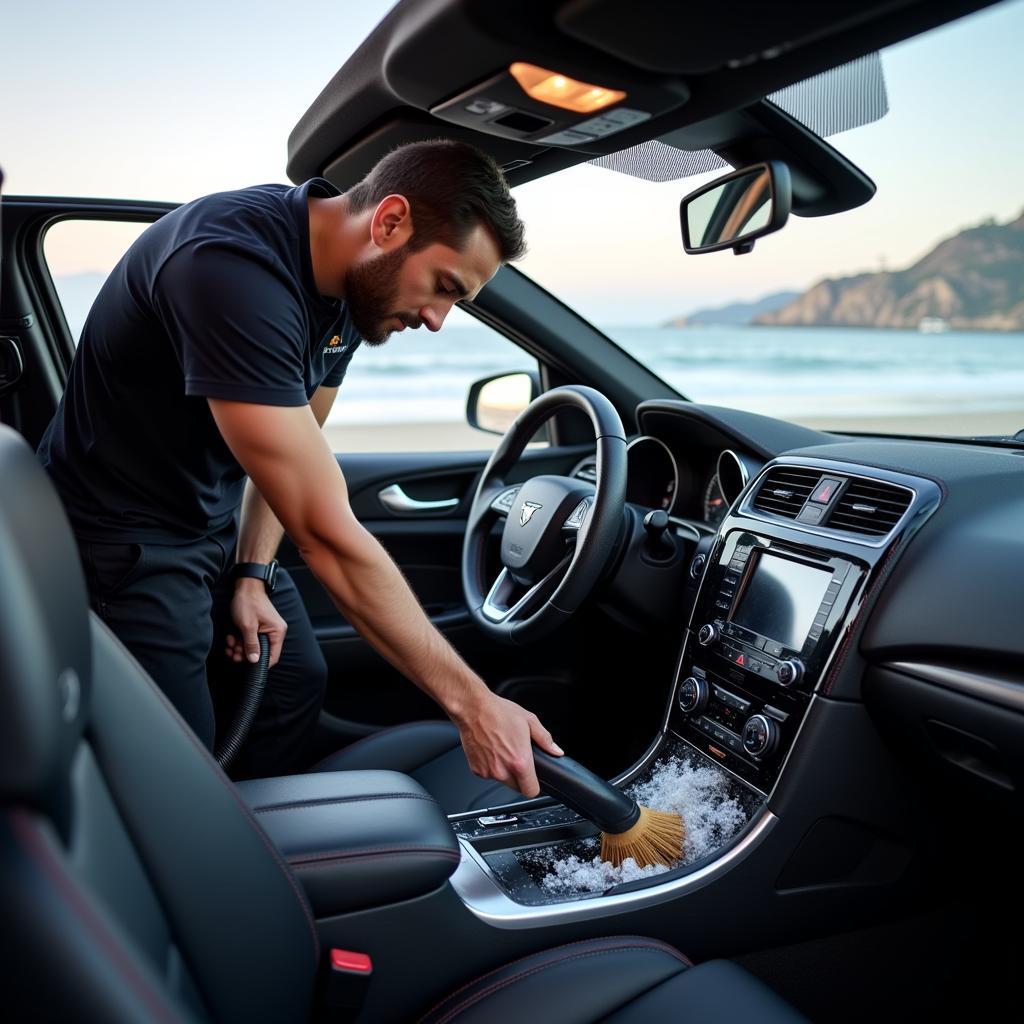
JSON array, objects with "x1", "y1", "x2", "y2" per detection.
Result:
[{"x1": 680, "y1": 161, "x2": 792, "y2": 255}]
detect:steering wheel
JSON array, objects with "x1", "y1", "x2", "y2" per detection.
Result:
[{"x1": 462, "y1": 385, "x2": 627, "y2": 643}]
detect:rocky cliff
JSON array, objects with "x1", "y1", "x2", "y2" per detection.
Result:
[{"x1": 755, "y1": 212, "x2": 1024, "y2": 330}]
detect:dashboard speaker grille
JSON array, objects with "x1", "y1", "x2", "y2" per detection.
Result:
[
  {"x1": 752, "y1": 467, "x2": 819, "y2": 519},
  {"x1": 828, "y1": 480, "x2": 912, "y2": 535}
]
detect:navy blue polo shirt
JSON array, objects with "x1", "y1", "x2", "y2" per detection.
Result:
[{"x1": 39, "y1": 179, "x2": 361, "y2": 543}]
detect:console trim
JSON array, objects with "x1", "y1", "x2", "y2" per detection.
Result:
[{"x1": 449, "y1": 808, "x2": 777, "y2": 928}]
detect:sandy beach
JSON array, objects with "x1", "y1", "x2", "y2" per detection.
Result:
[{"x1": 324, "y1": 409, "x2": 1024, "y2": 453}]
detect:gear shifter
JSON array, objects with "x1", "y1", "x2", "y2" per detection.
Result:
[{"x1": 643, "y1": 509, "x2": 676, "y2": 559}]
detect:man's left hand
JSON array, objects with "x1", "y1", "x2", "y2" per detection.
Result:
[{"x1": 225, "y1": 579, "x2": 287, "y2": 668}]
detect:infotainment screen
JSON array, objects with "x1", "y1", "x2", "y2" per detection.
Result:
[{"x1": 731, "y1": 553, "x2": 831, "y2": 650}]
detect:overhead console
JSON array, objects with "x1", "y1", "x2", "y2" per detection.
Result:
[{"x1": 672, "y1": 457, "x2": 941, "y2": 793}]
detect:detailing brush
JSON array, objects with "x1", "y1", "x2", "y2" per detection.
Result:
[{"x1": 533, "y1": 748, "x2": 684, "y2": 868}]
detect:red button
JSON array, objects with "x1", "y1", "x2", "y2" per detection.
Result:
[
  {"x1": 331, "y1": 950, "x2": 373, "y2": 974},
  {"x1": 811, "y1": 477, "x2": 842, "y2": 504}
]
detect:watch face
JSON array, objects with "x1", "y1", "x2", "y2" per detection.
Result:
[{"x1": 266, "y1": 560, "x2": 279, "y2": 593}]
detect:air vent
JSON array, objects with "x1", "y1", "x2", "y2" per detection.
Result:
[
  {"x1": 828, "y1": 480, "x2": 912, "y2": 536},
  {"x1": 752, "y1": 467, "x2": 820, "y2": 519},
  {"x1": 573, "y1": 458, "x2": 598, "y2": 484}
]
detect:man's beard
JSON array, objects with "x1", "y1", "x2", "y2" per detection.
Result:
[{"x1": 344, "y1": 245, "x2": 420, "y2": 346}]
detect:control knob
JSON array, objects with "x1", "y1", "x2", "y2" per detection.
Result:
[
  {"x1": 677, "y1": 676, "x2": 709, "y2": 715},
  {"x1": 776, "y1": 659, "x2": 804, "y2": 687},
  {"x1": 742, "y1": 714, "x2": 779, "y2": 759},
  {"x1": 697, "y1": 623, "x2": 720, "y2": 646}
]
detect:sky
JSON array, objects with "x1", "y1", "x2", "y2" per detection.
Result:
[{"x1": 5, "y1": 0, "x2": 1023, "y2": 325}]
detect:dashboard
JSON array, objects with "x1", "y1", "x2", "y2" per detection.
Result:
[
  {"x1": 575, "y1": 397, "x2": 1024, "y2": 812},
  {"x1": 572, "y1": 434, "x2": 761, "y2": 531}
]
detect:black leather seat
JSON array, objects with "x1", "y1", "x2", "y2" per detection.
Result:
[
  {"x1": 311, "y1": 720, "x2": 522, "y2": 814},
  {"x1": 0, "y1": 424, "x2": 806, "y2": 1023}
]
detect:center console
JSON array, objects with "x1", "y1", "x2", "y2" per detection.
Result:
[{"x1": 673, "y1": 529, "x2": 865, "y2": 792}]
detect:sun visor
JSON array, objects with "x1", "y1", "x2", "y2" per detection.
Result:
[{"x1": 590, "y1": 54, "x2": 888, "y2": 187}]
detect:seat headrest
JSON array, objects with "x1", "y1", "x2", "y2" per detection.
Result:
[{"x1": 0, "y1": 425, "x2": 91, "y2": 818}]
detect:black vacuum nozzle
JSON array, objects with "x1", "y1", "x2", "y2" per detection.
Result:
[{"x1": 533, "y1": 747, "x2": 640, "y2": 835}]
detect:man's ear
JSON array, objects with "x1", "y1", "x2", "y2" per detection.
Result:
[{"x1": 370, "y1": 194, "x2": 413, "y2": 251}]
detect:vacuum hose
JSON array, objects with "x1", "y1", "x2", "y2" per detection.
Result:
[
  {"x1": 533, "y1": 747, "x2": 641, "y2": 835},
  {"x1": 215, "y1": 633, "x2": 270, "y2": 771}
]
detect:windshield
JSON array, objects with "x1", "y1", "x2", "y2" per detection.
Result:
[{"x1": 514, "y1": 0, "x2": 1024, "y2": 439}]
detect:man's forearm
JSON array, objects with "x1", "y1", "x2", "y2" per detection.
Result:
[
  {"x1": 302, "y1": 521, "x2": 490, "y2": 721},
  {"x1": 236, "y1": 479, "x2": 286, "y2": 564}
]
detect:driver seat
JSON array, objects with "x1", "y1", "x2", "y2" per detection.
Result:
[
  {"x1": 310, "y1": 720, "x2": 522, "y2": 814},
  {"x1": 0, "y1": 422, "x2": 809, "y2": 1022}
]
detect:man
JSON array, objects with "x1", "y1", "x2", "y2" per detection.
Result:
[{"x1": 38, "y1": 139, "x2": 562, "y2": 793}]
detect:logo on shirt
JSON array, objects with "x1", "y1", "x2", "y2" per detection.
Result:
[{"x1": 323, "y1": 334, "x2": 347, "y2": 356}]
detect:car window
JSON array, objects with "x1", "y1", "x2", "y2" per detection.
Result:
[
  {"x1": 42, "y1": 217, "x2": 541, "y2": 453},
  {"x1": 514, "y1": 0, "x2": 1024, "y2": 439},
  {"x1": 320, "y1": 305, "x2": 544, "y2": 453},
  {"x1": 43, "y1": 218, "x2": 149, "y2": 341}
]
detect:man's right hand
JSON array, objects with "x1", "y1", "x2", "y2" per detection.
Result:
[{"x1": 454, "y1": 691, "x2": 564, "y2": 798}]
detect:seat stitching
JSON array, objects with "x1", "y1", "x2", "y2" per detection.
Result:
[
  {"x1": 9, "y1": 808, "x2": 186, "y2": 1024},
  {"x1": 308, "y1": 720, "x2": 458, "y2": 772},
  {"x1": 428, "y1": 944, "x2": 689, "y2": 1024},
  {"x1": 91, "y1": 616, "x2": 321, "y2": 966},
  {"x1": 420, "y1": 937, "x2": 690, "y2": 1022},
  {"x1": 422, "y1": 937, "x2": 686, "y2": 1017},
  {"x1": 288, "y1": 844, "x2": 461, "y2": 865},
  {"x1": 251, "y1": 792, "x2": 437, "y2": 813}
]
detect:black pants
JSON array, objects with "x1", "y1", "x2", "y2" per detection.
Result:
[{"x1": 78, "y1": 528, "x2": 327, "y2": 779}]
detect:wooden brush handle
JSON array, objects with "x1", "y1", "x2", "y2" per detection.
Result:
[{"x1": 533, "y1": 747, "x2": 641, "y2": 835}]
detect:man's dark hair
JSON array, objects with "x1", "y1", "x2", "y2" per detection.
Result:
[{"x1": 345, "y1": 139, "x2": 526, "y2": 262}]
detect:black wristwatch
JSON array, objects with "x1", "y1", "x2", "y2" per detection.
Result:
[{"x1": 232, "y1": 559, "x2": 279, "y2": 594}]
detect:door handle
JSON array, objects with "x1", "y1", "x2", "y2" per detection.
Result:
[{"x1": 378, "y1": 484, "x2": 459, "y2": 514}]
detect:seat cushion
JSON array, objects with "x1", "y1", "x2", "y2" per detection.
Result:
[
  {"x1": 310, "y1": 721, "x2": 522, "y2": 815},
  {"x1": 419, "y1": 936, "x2": 807, "y2": 1024}
]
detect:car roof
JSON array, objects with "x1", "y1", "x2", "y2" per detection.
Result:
[{"x1": 287, "y1": 0, "x2": 998, "y2": 214}]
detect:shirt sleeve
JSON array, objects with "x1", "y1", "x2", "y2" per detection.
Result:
[{"x1": 153, "y1": 242, "x2": 309, "y2": 406}]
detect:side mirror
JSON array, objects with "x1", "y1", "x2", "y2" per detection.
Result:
[
  {"x1": 680, "y1": 161, "x2": 792, "y2": 255},
  {"x1": 466, "y1": 370, "x2": 540, "y2": 436}
]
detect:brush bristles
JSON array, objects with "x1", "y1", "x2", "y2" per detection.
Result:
[{"x1": 600, "y1": 805, "x2": 684, "y2": 868}]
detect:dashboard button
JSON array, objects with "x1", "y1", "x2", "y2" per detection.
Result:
[
  {"x1": 797, "y1": 504, "x2": 825, "y2": 524},
  {"x1": 811, "y1": 477, "x2": 843, "y2": 503},
  {"x1": 764, "y1": 640, "x2": 784, "y2": 657}
]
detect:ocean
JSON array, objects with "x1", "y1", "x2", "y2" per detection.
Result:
[
  {"x1": 56, "y1": 278, "x2": 1024, "y2": 428},
  {"x1": 330, "y1": 324, "x2": 1024, "y2": 426}
]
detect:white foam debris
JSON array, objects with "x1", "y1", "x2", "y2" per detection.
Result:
[
  {"x1": 524, "y1": 754, "x2": 750, "y2": 897},
  {"x1": 627, "y1": 755, "x2": 749, "y2": 863}
]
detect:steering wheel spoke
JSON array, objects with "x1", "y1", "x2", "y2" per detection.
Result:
[
  {"x1": 481, "y1": 555, "x2": 573, "y2": 624},
  {"x1": 562, "y1": 495, "x2": 594, "y2": 534},
  {"x1": 489, "y1": 484, "x2": 521, "y2": 517}
]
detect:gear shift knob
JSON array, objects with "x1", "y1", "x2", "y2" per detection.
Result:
[{"x1": 643, "y1": 509, "x2": 675, "y2": 558}]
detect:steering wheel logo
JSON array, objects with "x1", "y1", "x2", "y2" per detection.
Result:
[{"x1": 519, "y1": 501, "x2": 542, "y2": 526}]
